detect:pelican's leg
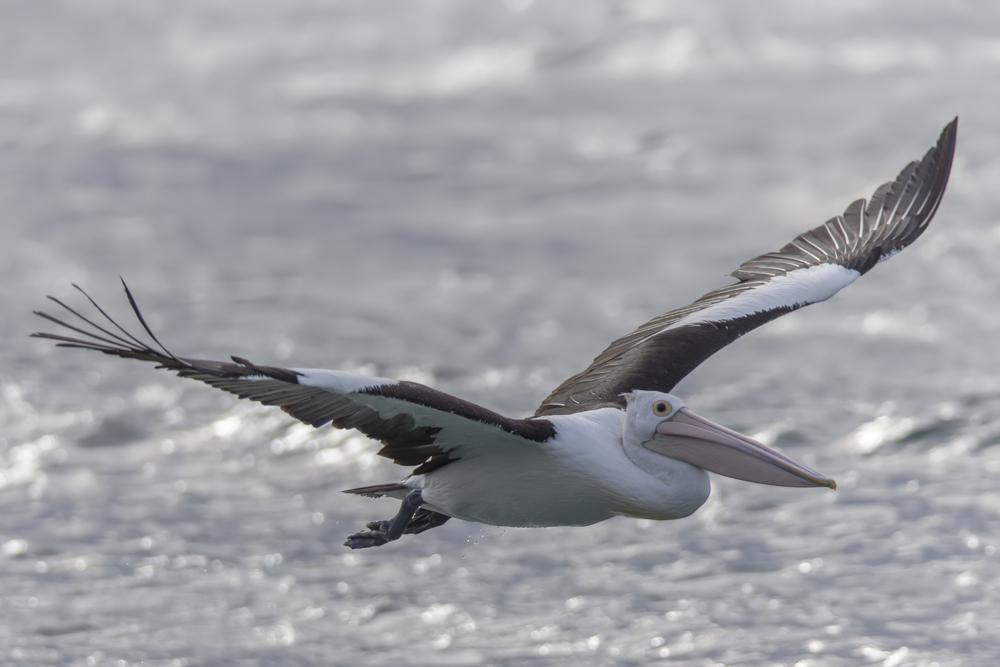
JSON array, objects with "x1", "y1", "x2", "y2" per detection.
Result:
[
  {"x1": 344, "y1": 489, "x2": 423, "y2": 549},
  {"x1": 358, "y1": 508, "x2": 450, "y2": 536},
  {"x1": 404, "y1": 508, "x2": 450, "y2": 535}
]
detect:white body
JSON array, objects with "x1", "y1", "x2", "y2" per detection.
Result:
[{"x1": 401, "y1": 408, "x2": 711, "y2": 527}]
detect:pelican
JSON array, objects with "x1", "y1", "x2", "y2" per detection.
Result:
[{"x1": 32, "y1": 119, "x2": 957, "y2": 549}]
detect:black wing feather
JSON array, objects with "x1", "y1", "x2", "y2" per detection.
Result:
[{"x1": 32, "y1": 286, "x2": 552, "y2": 475}]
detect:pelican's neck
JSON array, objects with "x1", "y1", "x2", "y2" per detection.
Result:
[{"x1": 620, "y1": 406, "x2": 711, "y2": 516}]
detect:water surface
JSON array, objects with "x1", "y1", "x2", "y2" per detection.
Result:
[{"x1": 3, "y1": 2, "x2": 1000, "y2": 665}]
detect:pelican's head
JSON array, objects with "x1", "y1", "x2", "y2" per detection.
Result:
[{"x1": 624, "y1": 390, "x2": 836, "y2": 490}]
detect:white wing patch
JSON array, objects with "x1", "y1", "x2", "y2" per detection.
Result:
[
  {"x1": 296, "y1": 368, "x2": 398, "y2": 394},
  {"x1": 661, "y1": 262, "x2": 861, "y2": 334}
]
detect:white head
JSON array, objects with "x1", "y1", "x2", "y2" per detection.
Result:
[
  {"x1": 623, "y1": 390, "x2": 687, "y2": 444},
  {"x1": 623, "y1": 389, "x2": 835, "y2": 490},
  {"x1": 620, "y1": 391, "x2": 711, "y2": 518}
]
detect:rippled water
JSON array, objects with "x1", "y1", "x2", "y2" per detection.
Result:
[{"x1": 4, "y1": 2, "x2": 1000, "y2": 666}]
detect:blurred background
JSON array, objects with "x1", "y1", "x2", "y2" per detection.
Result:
[{"x1": 3, "y1": 1, "x2": 1000, "y2": 665}]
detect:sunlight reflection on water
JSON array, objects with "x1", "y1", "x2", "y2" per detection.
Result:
[{"x1": 3, "y1": 1, "x2": 1000, "y2": 665}]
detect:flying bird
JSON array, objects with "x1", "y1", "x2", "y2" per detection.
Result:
[{"x1": 32, "y1": 119, "x2": 957, "y2": 549}]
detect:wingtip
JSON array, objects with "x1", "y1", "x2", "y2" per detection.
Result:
[
  {"x1": 927, "y1": 117, "x2": 958, "y2": 214},
  {"x1": 939, "y1": 117, "x2": 958, "y2": 157}
]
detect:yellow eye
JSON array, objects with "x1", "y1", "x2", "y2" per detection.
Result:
[{"x1": 652, "y1": 400, "x2": 672, "y2": 416}]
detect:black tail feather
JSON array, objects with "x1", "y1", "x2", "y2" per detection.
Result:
[{"x1": 343, "y1": 483, "x2": 409, "y2": 498}]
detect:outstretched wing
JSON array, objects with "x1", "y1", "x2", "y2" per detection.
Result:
[
  {"x1": 536, "y1": 118, "x2": 958, "y2": 416},
  {"x1": 32, "y1": 283, "x2": 555, "y2": 475}
]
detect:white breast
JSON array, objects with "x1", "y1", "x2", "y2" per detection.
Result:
[{"x1": 415, "y1": 408, "x2": 711, "y2": 527}]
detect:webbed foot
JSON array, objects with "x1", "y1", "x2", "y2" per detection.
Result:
[
  {"x1": 344, "y1": 489, "x2": 424, "y2": 550},
  {"x1": 344, "y1": 529, "x2": 390, "y2": 549}
]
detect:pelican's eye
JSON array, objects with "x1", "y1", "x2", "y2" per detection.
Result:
[{"x1": 652, "y1": 400, "x2": 672, "y2": 417}]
